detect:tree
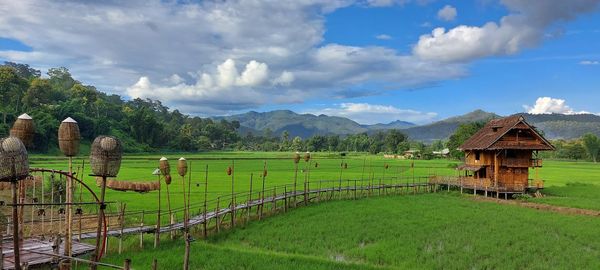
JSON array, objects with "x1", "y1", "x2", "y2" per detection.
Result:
[
  {"x1": 22, "y1": 78, "x2": 54, "y2": 109},
  {"x1": 447, "y1": 122, "x2": 485, "y2": 159},
  {"x1": 2, "y1": 61, "x2": 41, "y2": 79},
  {"x1": 384, "y1": 129, "x2": 407, "y2": 153},
  {"x1": 582, "y1": 133, "x2": 600, "y2": 162},
  {"x1": 291, "y1": 136, "x2": 303, "y2": 151}
]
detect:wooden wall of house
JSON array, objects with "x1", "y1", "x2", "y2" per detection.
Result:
[
  {"x1": 497, "y1": 167, "x2": 529, "y2": 189},
  {"x1": 465, "y1": 151, "x2": 495, "y2": 166}
]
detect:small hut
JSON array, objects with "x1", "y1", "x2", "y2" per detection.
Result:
[{"x1": 457, "y1": 115, "x2": 554, "y2": 192}]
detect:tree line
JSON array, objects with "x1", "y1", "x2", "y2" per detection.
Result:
[
  {"x1": 0, "y1": 62, "x2": 239, "y2": 153},
  {"x1": 2, "y1": 61, "x2": 599, "y2": 161},
  {"x1": 0, "y1": 62, "x2": 430, "y2": 155}
]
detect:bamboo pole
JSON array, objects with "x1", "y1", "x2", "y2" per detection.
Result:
[
  {"x1": 12, "y1": 180, "x2": 21, "y2": 270},
  {"x1": 203, "y1": 165, "x2": 208, "y2": 238},
  {"x1": 118, "y1": 203, "x2": 126, "y2": 254},
  {"x1": 260, "y1": 161, "x2": 266, "y2": 220},
  {"x1": 140, "y1": 210, "x2": 144, "y2": 249},
  {"x1": 90, "y1": 175, "x2": 107, "y2": 270},
  {"x1": 64, "y1": 156, "x2": 74, "y2": 264},
  {"x1": 230, "y1": 160, "x2": 235, "y2": 228},
  {"x1": 154, "y1": 174, "x2": 161, "y2": 248},
  {"x1": 247, "y1": 173, "x2": 253, "y2": 223},
  {"x1": 293, "y1": 160, "x2": 298, "y2": 207}
]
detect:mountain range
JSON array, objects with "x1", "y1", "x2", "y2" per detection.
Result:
[{"x1": 216, "y1": 109, "x2": 600, "y2": 141}]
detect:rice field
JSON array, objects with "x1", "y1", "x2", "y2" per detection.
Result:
[{"x1": 18, "y1": 152, "x2": 600, "y2": 269}]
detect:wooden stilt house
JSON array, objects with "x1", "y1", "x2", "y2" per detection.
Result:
[{"x1": 457, "y1": 115, "x2": 554, "y2": 193}]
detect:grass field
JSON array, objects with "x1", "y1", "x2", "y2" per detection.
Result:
[
  {"x1": 16, "y1": 152, "x2": 600, "y2": 269},
  {"x1": 99, "y1": 193, "x2": 600, "y2": 269},
  {"x1": 26, "y1": 153, "x2": 600, "y2": 216}
]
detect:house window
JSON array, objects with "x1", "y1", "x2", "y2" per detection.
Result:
[
  {"x1": 506, "y1": 150, "x2": 517, "y2": 158},
  {"x1": 475, "y1": 152, "x2": 481, "y2": 161}
]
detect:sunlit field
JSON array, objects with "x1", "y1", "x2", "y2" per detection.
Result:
[{"x1": 24, "y1": 152, "x2": 600, "y2": 269}]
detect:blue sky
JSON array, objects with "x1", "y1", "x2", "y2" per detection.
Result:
[{"x1": 1, "y1": 0, "x2": 599, "y2": 124}]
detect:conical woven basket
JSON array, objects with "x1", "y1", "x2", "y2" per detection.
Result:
[
  {"x1": 89, "y1": 136, "x2": 122, "y2": 177},
  {"x1": 0, "y1": 137, "x2": 29, "y2": 182}
]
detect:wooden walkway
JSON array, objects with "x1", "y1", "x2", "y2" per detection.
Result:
[
  {"x1": 1, "y1": 238, "x2": 95, "y2": 270},
  {"x1": 79, "y1": 182, "x2": 430, "y2": 239}
]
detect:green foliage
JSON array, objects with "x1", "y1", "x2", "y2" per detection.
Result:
[
  {"x1": 446, "y1": 121, "x2": 485, "y2": 159},
  {"x1": 0, "y1": 62, "x2": 242, "y2": 153},
  {"x1": 581, "y1": 133, "x2": 600, "y2": 162}
]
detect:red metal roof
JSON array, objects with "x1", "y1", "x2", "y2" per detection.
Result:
[{"x1": 459, "y1": 115, "x2": 554, "y2": 151}]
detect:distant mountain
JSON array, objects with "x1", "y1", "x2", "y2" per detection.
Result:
[
  {"x1": 217, "y1": 109, "x2": 600, "y2": 141},
  {"x1": 523, "y1": 113, "x2": 600, "y2": 140},
  {"x1": 216, "y1": 110, "x2": 417, "y2": 138},
  {"x1": 216, "y1": 110, "x2": 369, "y2": 138},
  {"x1": 402, "y1": 110, "x2": 500, "y2": 141},
  {"x1": 365, "y1": 120, "x2": 416, "y2": 130}
]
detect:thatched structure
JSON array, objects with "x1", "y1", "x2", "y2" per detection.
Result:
[
  {"x1": 177, "y1": 157, "x2": 188, "y2": 177},
  {"x1": 89, "y1": 136, "x2": 122, "y2": 177},
  {"x1": 58, "y1": 117, "x2": 80, "y2": 157},
  {"x1": 10, "y1": 113, "x2": 34, "y2": 147},
  {"x1": 95, "y1": 177, "x2": 160, "y2": 193},
  {"x1": 0, "y1": 137, "x2": 29, "y2": 182}
]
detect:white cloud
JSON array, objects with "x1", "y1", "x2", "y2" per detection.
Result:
[
  {"x1": 580, "y1": 60, "x2": 599, "y2": 65},
  {"x1": 0, "y1": 0, "x2": 466, "y2": 115},
  {"x1": 375, "y1": 34, "x2": 393, "y2": 40},
  {"x1": 415, "y1": 0, "x2": 600, "y2": 62},
  {"x1": 524, "y1": 97, "x2": 592, "y2": 115},
  {"x1": 437, "y1": 5, "x2": 457, "y2": 21},
  {"x1": 0, "y1": 0, "x2": 596, "y2": 115},
  {"x1": 308, "y1": 103, "x2": 437, "y2": 124}
]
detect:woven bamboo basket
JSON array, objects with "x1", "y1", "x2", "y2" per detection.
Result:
[
  {"x1": 159, "y1": 157, "x2": 172, "y2": 184},
  {"x1": 293, "y1": 152, "x2": 301, "y2": 164},
  {"x1": 177, "y1": 157, "x2": 187, "y2": 177},
  {"x1": 89, "y1": 136, "x2": 122, "y2": 177},
  {"x1": 304, "y1": 152, "x2": 311, "y2": 162},
  {"x1": 0, "y1": 137, "x2": 29, "y2": 182},
  {"x1": 10, "y1": 113, "x2": 34, "y2": 147},
  {"x1": 58, "y1": 117, "x2": 80, "y2": 157}
]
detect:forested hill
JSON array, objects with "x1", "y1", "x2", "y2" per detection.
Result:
[
  {"x1": 523, "y1": 113, "x2": 600, "y2": 139},
  {"x1": 400, "y1": 110, "x2": 500, "y2": 142},
  {"x1": 0, "y1": 62, "x2": 240, "y2": 153}
]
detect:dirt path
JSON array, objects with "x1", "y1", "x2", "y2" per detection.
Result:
[{"x1": 472, "y1": 196, "x2": 600, "y2": 217}]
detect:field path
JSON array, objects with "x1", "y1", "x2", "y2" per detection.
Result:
[{"x1": 473, "y1": 197, "x2": 600, "y2": 217}]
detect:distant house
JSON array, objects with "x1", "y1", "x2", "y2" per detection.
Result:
[
  {"x1": 403, "y1": 150, "x2": 420, "y2": 159},
  {"x1": 459, "y1": 115, "x2": 554, "y2": 191},
  {"x1": 432, "y1": 148, "x2": 450, "y2": 157},
  {"x1": 431, "y1": 115, "x2": 554, "y2": 196}
]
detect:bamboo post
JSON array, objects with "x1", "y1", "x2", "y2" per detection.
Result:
[
  {"x1": 284, "y1": 186, "x2": 288, "y2": 212},
  {"x1": 91, "y1": 176, "x2": 107, "y2": 270},
  {"x1": 247, "y1": 173, "x2": 253, "y2": 223},
  {"x1": 203, "y1": 165, "x2": 208, "y2": 239},
  {"x1": 118, "y1": 203, "x2": 126, "y2": 254},
  {"x1": 215, "y1": 196, "x2": 221, "y2": 233},
  {"x1": 123, "y1": 259, "x2": 131, "y2": 270},
  {"x1": 152, "y1": 259, "x2": 158, "y2": 270},
  {"x1": 165, "y1": 184, "x2": 172, "y2": 229},
  {"x1": 230, "y1": 160, "x2": 235, "y2": 228},
  {"x1": 140, "y1": 210, "x2": 144, "y2": 249},
  {"x1": 170, "y1": 213, "x2": 175, "y2": 239},
  {"x1": 272, "y1": 187, "x2": 277, "y2": 212},
  {"x1": 155, "y1": 174, "x2": 160, "y2": 248},
  {"x1": 260, "y1": 161, "x2": 266, "y2": 220},
  {"x1": 12, "y1": 181, "x2": 21, "y2": 270},
  {"x1": 293, "y1": 153, "x2": 299, "y2": 207}
]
